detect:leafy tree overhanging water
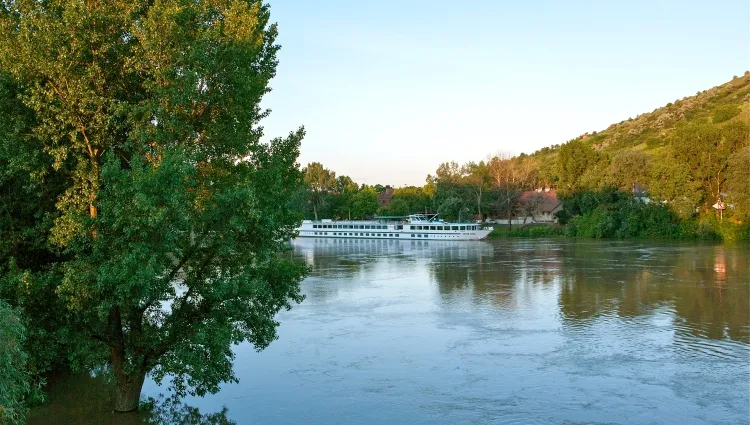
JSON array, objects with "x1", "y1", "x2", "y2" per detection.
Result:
[{"x1": 0, "y1": 0, "x2": 307, "y2": 413}]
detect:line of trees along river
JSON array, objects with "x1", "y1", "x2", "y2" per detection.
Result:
[{"x1": 294, "y1": 75, "x2": 750, "y2": 239}]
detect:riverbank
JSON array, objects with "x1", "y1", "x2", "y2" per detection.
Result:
[
  {"x1": 487, "y1": 224, "x2": 567, "y2": 238},
  {"x1": 487, "y1": 219, "x2": 750, "y2": 242}
]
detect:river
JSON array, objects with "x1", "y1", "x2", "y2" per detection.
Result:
[{"x1": 29, "y1": 238, "x2": 749, "y2": 424}]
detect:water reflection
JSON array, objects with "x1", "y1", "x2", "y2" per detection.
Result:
[
  {"x1": 27, "y1": 373, "x2": 234, "y2": 425},
  {"x1": 31, "y1": 239, "x2": 749, "y2": 424},
  {"x1": 296, "y1": 238, "x2": 749, "y2": 348},
  {"x1": 283, "y1": 238, "x2": 748, "y2": 424}
]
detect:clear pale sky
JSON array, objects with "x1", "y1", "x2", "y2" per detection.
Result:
[{"x1": 260, "y1": 0, "x2": 749, "y2": 187}]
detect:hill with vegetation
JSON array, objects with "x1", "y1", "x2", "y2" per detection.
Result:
[
  {"x1": 533, "y1": 71, "x2": 750, "y2": 195},
  {"x1": 297, "y1": 72, "x2": 750, "y2": 241}
]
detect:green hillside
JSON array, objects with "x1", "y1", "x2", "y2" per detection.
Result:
[
  {"x1": 534, "y1": 72, "x2": 749, "y2": 212},
  {"x1": 590, "y1": 73, "x2": 748, "y2": 149}
]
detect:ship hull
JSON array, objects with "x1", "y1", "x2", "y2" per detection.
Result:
[{"x1": 296, "y1": 219, "x2": 492, "y2": 241}]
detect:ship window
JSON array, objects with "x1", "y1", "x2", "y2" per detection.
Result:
[
  {"x1": 460, "y1": 226, "x2": 466, "y2": 230},
  {"x1": 313, "y1": 225, "x2": 318, "y2": 229},
  {"x1": 411, "y1": 234, "x2": 415, "y2": 237},
  {"x1": 429, "y1": 226, "x2": 435, "y2": 230}
]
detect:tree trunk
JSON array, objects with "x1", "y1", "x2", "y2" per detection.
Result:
[
  {"x1": 112, "y1": 349, "x2": 146, "y2": 412},
  {"x1": 477, "y1": 196, "x2": 482, "y2": 221},
  {"x1": 313, "y1": 203, "x2": 318, "y2": 221},
  {"x1": 507, "y1": 203, "x2": 512, "y2": 232},
  {"x1": 113, "y1": 370, "x2": 146, "y2": 412},
  {"x1": 110, "y1": 306, "x2": 146, "y2": 414}
]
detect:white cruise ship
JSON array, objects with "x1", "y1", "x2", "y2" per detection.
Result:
[{"x1": 296, "y1": 214, "x2": 493, "y2": 241}]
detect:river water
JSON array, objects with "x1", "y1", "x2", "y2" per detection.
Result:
[{"x1": 29, "y1": 238, "x2": 749, "y2": 424}]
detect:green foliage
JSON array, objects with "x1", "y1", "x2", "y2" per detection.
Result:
[
  {"x1": 0, "y1": 72, "x2": 72, "y2": 395},
  {"x1": 488, "y1": 225, "x2": 566, "y2": 238},
  {"x1": 0, "y1": 300, "x2": 30, "y2": 425},
  {"x1": 557, "y1": 139, "x2": 597, "y2": 192},
  {"x1": 607, "y1": 150, "x2": 651, "y2": 191},
  {"x1": 437, "y1": 196, "x2": 469, "y2": 221},
  {"x1": 380, "y1": 198, "x2": 410, "y2": 216},
  {"x1": 566, "y1": 195, "x2": 681, "y2": 239},
  {"x1": 349, "y1": 187, "x2": 379, "y2": 219},
  {"x1": 725, "y1": 147, "x2": 750, "y2": 221},
  {"x1": 558, "y1": 189, "x2": 749, "y2": 241},
  {"x1": 672, "y1": 120, "x2": 749, "y2": 207},
  {"x1": 1, "y1": 0, "x2": 308, "y2": 412},
  {"x1": 648, "y1": 158, "x2": 702, "y2": 219},
  {"x1": 712, "y1": 104, "x2": 741, "y2": 124},
  {"x1": 303, "y1": 162, "x2": 336, "y2": 220},
  {"x1": 144, "y1": 396, "x2": 236, "y2": 425}
]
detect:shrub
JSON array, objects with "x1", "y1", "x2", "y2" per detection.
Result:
[
  {"x1": 0, "y1": 300, "x2": 30, "y2": 425},
  {"x1": 712, "y1": 105, "x2": 741, "y2": 124}
]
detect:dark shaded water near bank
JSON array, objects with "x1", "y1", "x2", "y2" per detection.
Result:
[{"x1": 29, "y1": 239, "x2": 749, "y2": 424}]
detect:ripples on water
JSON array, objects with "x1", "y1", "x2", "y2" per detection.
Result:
[{"x1": 32, "y1": 238, "x2": 749, "y2": 425}]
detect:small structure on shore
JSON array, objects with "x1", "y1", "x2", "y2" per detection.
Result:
[{"x1": 518, "y1": 189, "x2": 562, "y2": 223}]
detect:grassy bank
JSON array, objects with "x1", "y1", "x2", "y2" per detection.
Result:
[
  {"x1": 487, "y1": 224, "x2": 567, "y2": 238},
  {"x1": 488, "y1": 220, "x2": 750, "y2": 242}
]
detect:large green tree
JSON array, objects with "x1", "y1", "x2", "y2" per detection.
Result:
[
  {"x1": 725, "y1": 147, "x2": 750, "y2": 220},
  {"x1": 0, "y1": 0, "x2": 307, "y2": 412},
  {"x1": 648, "y1": 157, "x2": 701, "y2": 219},
  {"x1": 557, "y1": 139, "x2": 597, "y2": 193},
  {"x1": 303, "y1": 162, "x2": 335, "y2": 220},
  {"x1": 461, "y1": 161, "x2": 491, "y2": 219},
  {"x1": 672, "y1": 120, "x2": 749, "y2": 209},
  {"x1": 607, "y1": 150, "x2": 651, "y2": 192}
]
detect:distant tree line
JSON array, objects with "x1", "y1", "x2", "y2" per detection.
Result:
[{"x1": 297, "y1": 114, "x2": 749, "y2": 240}]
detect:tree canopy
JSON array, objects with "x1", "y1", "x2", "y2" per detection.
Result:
[{"x1": 1, "y1": 0, "x2": 307, "y2": 413}]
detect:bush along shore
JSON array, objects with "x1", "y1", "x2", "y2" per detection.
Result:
[{"x1": 488, "y1": 189, "x2": 750, "y2": 242}]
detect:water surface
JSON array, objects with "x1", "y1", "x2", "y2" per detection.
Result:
[{"x1": 31, "y1": 239, "x2": 750, "y2": 424}]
